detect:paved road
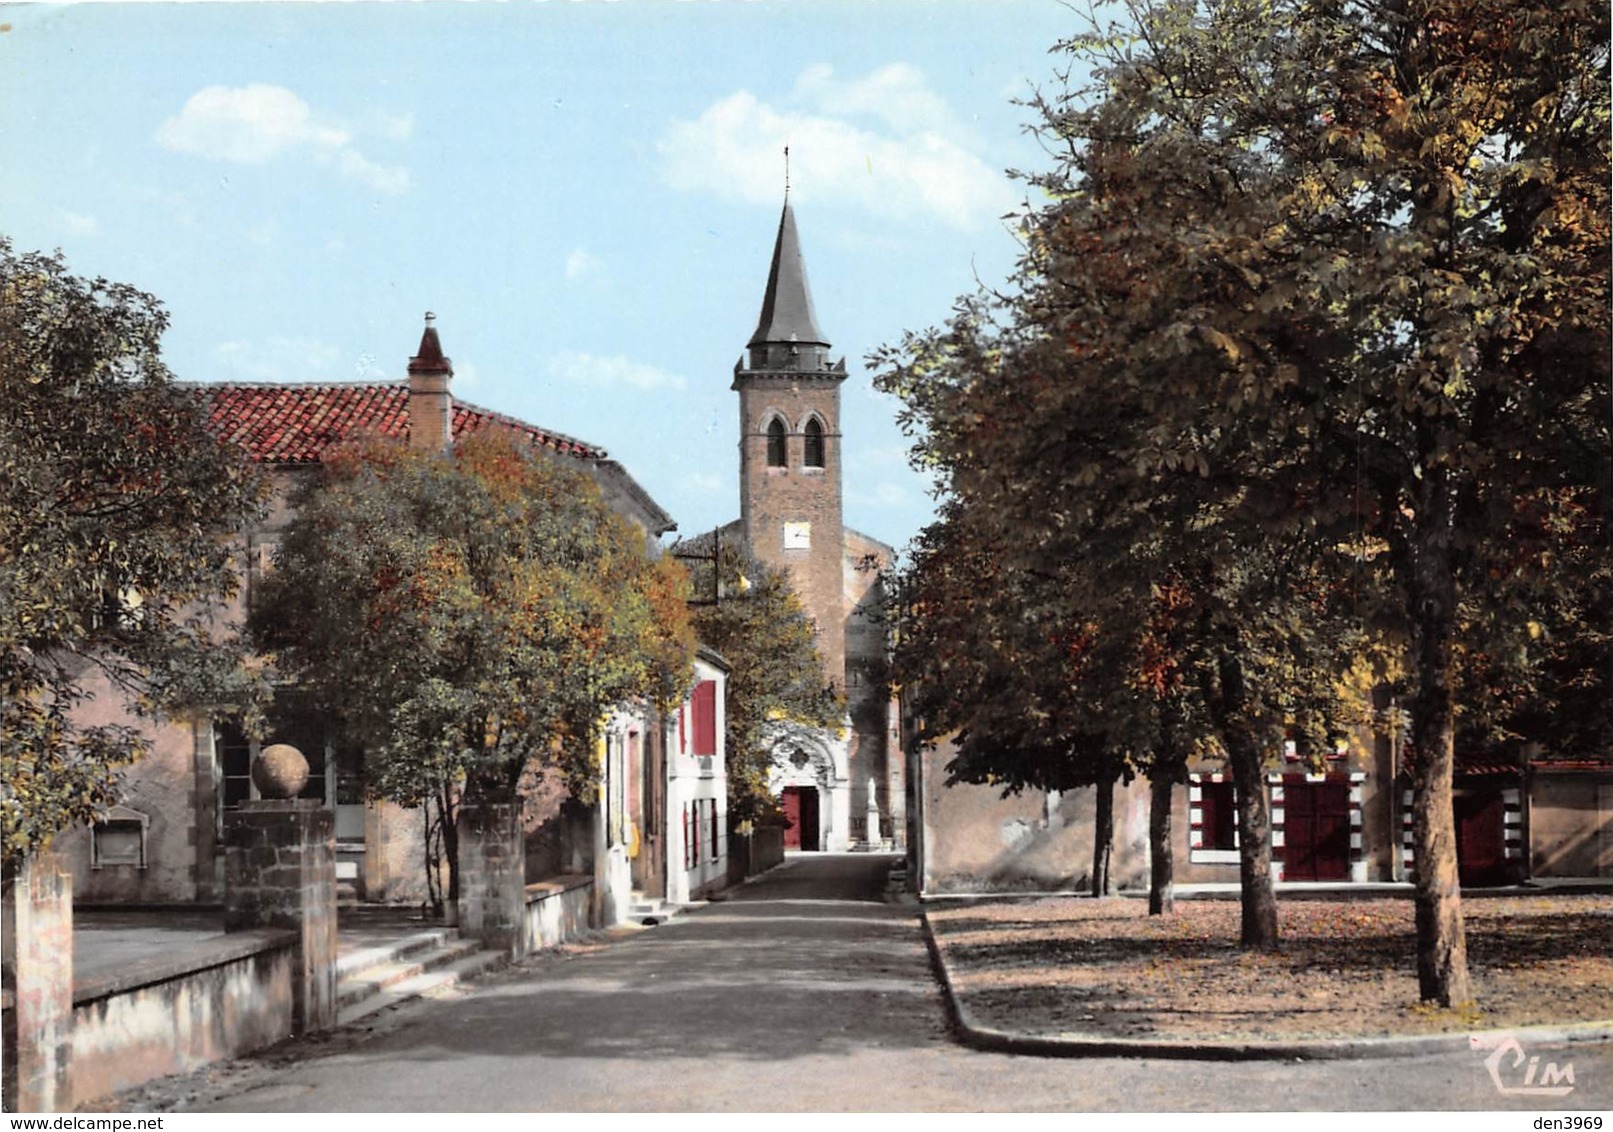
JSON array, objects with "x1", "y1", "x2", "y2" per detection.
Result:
[{"x1": 179, "y1": 853, "x2": 1611, "y2": 1112}]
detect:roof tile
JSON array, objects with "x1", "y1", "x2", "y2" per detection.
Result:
[{"x1": 192, "y1": 383, "x2": 606, "y2": 465}]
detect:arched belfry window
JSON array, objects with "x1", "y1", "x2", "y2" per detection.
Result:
[
  {"x1": 803, "y1": 417, "x2": 826, "y2": 468},
  {"x1": 765, "y1": 417, "x2": 787, "y2": 467}
]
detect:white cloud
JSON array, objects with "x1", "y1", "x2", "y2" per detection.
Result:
[
  {"x1": 335, "y1": 149, "x2": 410, "y2": 194},
  {"x1": 658, "y1": 65, "x2": 1013, "y2": 230},
  {"x1": 215, "y1": 337, "x2": 341, "y2": 382},
  {"x1": 684, "y1": 472, "x2": 724, "y2": 495},
  {"x1": 546, "y1": 351, "x2": 686, "y2": 393},
  {"x1": 565, "y1": 248, "x2": 605, "y2": 281},
  {"x1": 156, "y1": 83, "x2": 409, "y2": 194},
  {"x1": 792, "y1": 63, "x2": 962, "y2": 137},
  {"x1": 58, "y1": 209, "x2": 98, "y2": 235}
]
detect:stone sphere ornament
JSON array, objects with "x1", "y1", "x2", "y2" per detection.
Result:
[{"x1": 251, "y1": 743, "x2": 310, "y2": 799}]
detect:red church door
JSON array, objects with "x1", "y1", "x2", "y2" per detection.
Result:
[
  {"x1": 780, "y1": 786, "x2": 820, "y2": 851},
  {"x1": 1455, "y1": 791, "x2": 1507, "y2": 888},
  {"x1": 1283, "y1": 780, "x2": 1350, "y2": 881}
]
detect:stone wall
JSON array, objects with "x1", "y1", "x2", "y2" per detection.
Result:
[
  {"x1": 916, "y1": 748, "x2": 1152, "y2": 894},
  {"x1": 223, "y1": 800, "x2": 337, "y2": 1033},
  {"x1": 1530, "y1": 771, "x2": 1613, "y2": 877},
  {"x1": 66, "y1": 934, "x2": 295, "y2": 1109},
  {"x1": 2, "y1": 854, "x2": 74, "y2": 1111},
  {"x1": 457, "y1": 791, "x2": 526, "y2": 956},
  {"x1": 727, "y1": 825, "x2": 785, "y2": 884},
  {"x1": 523, "y1": 877, "x2": 594, "y2": 952}
]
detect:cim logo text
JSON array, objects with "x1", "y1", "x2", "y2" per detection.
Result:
[{"x1": 1471, "y1": 1033, "x2": 1576, "y2": 1097}]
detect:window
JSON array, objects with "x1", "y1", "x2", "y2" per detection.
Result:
[
  {"x1": 691, "y1": 680, "x2": 718, "y2": 757},
  {"x1": 765, "y1": 417, "x2": 787, "y2": 467},
  {"x1": 217, "y1": 721, "x2": 254, "y2": 812},
  {"x1": 1198, "y1": 780, "x2": 1238, "y2": 851},
  {"x1": 91, "y1": 807, "x2": 148, "y2": 869},
  {"x1": 803, "y1": 417, "x2": 825, "y2": 468},
  {"x1": 709, "y1": 802, "x2": 721, "y2": 865}
]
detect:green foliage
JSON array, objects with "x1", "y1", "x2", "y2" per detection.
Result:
[
  {"x1": 253, "y1": 430, "x2": 695, "y2": 816},
  {"x1": 0, "y1": 239, "x2": 268, "y2": 873},
  {"x1": 677, "y1": 535, "x2": 843, "y2": 825}
]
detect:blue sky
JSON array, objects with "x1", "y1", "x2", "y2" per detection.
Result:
[{"x1": 1, "y1": 0, "x2": 1086, "y2": 555}]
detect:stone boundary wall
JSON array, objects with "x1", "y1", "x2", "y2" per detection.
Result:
[
  {"x1": 727, "y1": 826, "x2": 785, "y2": 884},
  {"x1": 523, "y1": 875, "x2": 593, "y2": 952},
  {"x1": 65, "y1": 931, "x2": 297, "y2": 1109}
]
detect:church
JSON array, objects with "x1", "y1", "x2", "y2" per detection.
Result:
[{"x1": 712, "y1": 195, "x2": 904, "y2": 854}]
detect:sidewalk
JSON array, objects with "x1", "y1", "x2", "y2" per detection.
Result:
[{"x1": 920, "y1": 889, "x2": 1613, "y2": 1061}]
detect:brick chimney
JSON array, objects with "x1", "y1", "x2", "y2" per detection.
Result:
[{"x1": 408, "y1": 312, "x2": 453, "y2": 452}]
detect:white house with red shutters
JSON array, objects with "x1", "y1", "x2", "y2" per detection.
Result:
[{"x1": 662, "y1": 649, "x2": 731, "y2": 904}]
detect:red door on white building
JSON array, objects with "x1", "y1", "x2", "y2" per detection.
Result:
[
  {"x1": 1283, "y1": 780, "x2": 1350, "y2": 881},
  {"x1": 1455, "y1": 790, "x2": 1507, "y2": 887}
]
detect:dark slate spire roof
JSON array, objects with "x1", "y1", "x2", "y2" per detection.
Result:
[{"x1": 747, "y1": 200, "x2": 829, "y2": 350}]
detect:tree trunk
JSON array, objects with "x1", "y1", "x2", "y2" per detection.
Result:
[
  {"x1": 439, "y1": 779, "x2": 461, "y2": 928},
  {"x1": 1407, "y1": 480, "x2": 1472, "y2": 1006},
  {"x1": 1207, "y1": 652, "x2": 1279, "y2": 949},
  {"x1": 1148, "y1": 770, "x2": 1176, "y2": 916},
  {"x1": 1227, "y1": 729, "x2": 1279, "y2": 950},
  {"x1": 1091, "y1": 767, "x2": 1115, "y2": 897}
]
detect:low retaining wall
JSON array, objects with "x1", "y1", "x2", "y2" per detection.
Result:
[
  {"x1": 728, "y1": 826, "x2": 785, "y2": 884},
  {"x1": 523, "y1": 875, "x2": 593, "y2": 953},
  {"x1": 2, "y1": 929, "x2": 297, "y2": 1111}
]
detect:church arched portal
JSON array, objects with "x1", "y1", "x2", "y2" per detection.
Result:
[{"x1": 766, "y1": 724, "x2": 845, "y2": 852}]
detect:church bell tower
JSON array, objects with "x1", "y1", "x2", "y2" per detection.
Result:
[{"x1": 733, "y1": 196, "x2": 849, "y2": 689}]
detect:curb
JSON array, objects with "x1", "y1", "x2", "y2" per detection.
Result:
[{"x1": 919, "y1": 910, "x2": 1613, "y2": 1062}]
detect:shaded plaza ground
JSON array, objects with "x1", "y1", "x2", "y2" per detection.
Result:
[{"x1": 925, "y1": 892, "x2": 1613, "y2": 1043}]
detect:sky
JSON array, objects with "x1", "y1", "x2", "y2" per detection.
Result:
[{"x1": 1, "y1": 0, "x2": 1090, "y2": 556}]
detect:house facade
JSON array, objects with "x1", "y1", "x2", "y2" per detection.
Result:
[
  {"x1": 908, "y1": 720, "x2": 1611, "y2": 894},
  {"x1": 56, "y1": 317, "x2": 730, "y2": 921}
]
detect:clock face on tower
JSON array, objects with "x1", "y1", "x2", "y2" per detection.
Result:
[{"x1": 783, "y1": 521, "x2": 811, "y2": 550}]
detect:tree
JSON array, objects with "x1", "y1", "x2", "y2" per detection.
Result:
[
  {"x1": 252, "y1": 431, "x2": 695, "y2": 913},
  {"x1": 878, "y1": 0, "x2": 1608, "y2": 1000},
  {"x1": 0, "y1": 240, "x2": 267, "y2": 875},
  {"x1": 675, "y1": 535, "x2": 843, "y2": 827}
]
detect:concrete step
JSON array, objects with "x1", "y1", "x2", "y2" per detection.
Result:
[
  {"x1": 335, "y1": 927, "x2": 458, "y2": 983},
  {"x1": 336, "y1": 947, "x2": 509, "y2": 1027},
  {"x1": 336, "y1": 935, "x2": 483, "y2": 1011},
  {"x1": 627, "y1": 898, "x2": 682, "y2": 925}
]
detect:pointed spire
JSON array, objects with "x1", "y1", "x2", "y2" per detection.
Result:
[
  {"x1": 408, "y1": 311, "x2": 452, "y2": 378},
  {"x1": 747, "y1": 199, "x2": 829, "y2": 351}
]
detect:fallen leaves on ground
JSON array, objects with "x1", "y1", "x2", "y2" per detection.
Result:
[{"x1": 927, "y1": 894, "x2": 1613, "y2": 1042}]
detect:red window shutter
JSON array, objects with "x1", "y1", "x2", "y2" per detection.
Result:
[{"x1": 692, "y1": 680, "x2": 717, "y2": 756}]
